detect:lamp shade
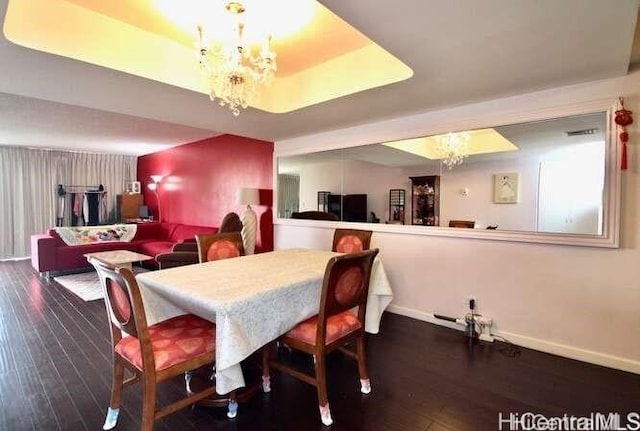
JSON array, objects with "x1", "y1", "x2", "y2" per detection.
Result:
[{"x1": 237, "y1": 188, "x2": 260, "y2": 206}]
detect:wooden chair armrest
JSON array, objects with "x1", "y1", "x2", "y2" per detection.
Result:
[{"x1": 156, "y1": 251, "x2": 199, "y2": 269}]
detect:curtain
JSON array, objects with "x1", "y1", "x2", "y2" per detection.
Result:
[
  {"x1": 0, "y1": 146, "x2": 137, "y2": 259},
  {"x1": 277, "y1": 174, "x2": 299, "y2": 218}
]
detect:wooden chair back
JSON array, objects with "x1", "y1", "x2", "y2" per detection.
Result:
[
  {"x1": 196, "y1": 231, "x2": 245, "y2": 263},
  {"x1": 331, "y1": 228, "x2": 373, "y2": 253},
  {"x1": 219, "y1": 212, "x2": 243, "y2": 233},
  {"x1": 448, "y1": 220, "x2": 475, "y2": 228},
  {"x1": 91, "y1": 262, "x2": 149, "y2": 353},
  {"x1": 318, "y1": 249, "x2": 379, "y2": 342}
]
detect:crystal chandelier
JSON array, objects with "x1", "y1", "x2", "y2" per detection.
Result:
[
  {"x1": 196, "y1": 1, "x2": 277, "y2": 116},
  {"x1": 436, "y1": 132, "x2": 470, "y2": 169}
]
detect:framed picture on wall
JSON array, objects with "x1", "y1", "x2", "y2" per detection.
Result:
[
  {"x1": 126, "y1": 181, "x2": 141, "y2": 194},
  {"x1": 493, "y1": 173, "x2": 519, "y2": 204}
]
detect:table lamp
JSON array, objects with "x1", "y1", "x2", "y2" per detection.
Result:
[
  {"x1": 148, "y1": 175, "x2": 163, "y2": 221},
  {"x1": 237, "y1": 187, "x2": 259, "y2": 254}
]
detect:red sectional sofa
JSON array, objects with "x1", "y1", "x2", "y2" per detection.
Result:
[{"x1": 30, "y1": 222, "x2": 218, "y2": 276}]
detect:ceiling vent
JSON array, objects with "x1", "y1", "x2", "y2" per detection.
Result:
[{"x1": 565, "y1": 128, "x2": 598, "y2": 136}]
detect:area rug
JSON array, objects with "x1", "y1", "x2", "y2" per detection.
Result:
[{"x1": 54, "y1": 267, "x2": 149, "y2": 301}]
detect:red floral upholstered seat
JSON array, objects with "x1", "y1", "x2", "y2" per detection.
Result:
[
  {"x1": 86, "y1": 260, "x2": 218, "y2": 431},
  {"x1": 196, "y1": 231, "x2": 245, "y2": 263},
  {"x1": 262, "y1": 249, "x2": 379, "y2": 426},
  {"x1": 332, "y1": 228, "x2": 373, "y2": 253},
  {"x1": 115, "y1": 314, "x2": 215, "y2": 371},
  {"x1": 335, "y1": 235, "x2": 364, "y2": 253},
  {"x1": 286, "y1": 311, "x2": 361, "y2": 345},
  {"x1": 206, "y1": 240, "x2": 241, "y2": 261}
]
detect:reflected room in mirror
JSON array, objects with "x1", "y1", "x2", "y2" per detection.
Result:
[{"x1": 277, "y1": 108, "x2": 619, "y2": 247}]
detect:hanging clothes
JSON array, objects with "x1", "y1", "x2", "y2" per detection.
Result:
[
  {"x1": 86, "y1": 192, "x2": 101, "y2": 226},
  {"x1": 56, "y1": 185, "x2": 66, "y2": 227},
  {"x1": 57, "y1": 185, "x2": 107, "y2": 226}
]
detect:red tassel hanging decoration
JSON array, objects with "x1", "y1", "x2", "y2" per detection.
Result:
[{"x1": 615, "y1": 97, "x2": 633, "y2": 171}]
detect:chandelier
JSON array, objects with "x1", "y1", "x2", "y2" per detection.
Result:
[
  {"x1": 436, "y1": 131, "x2": 470, "y2": 169},
  {"x1": 196, "y1": 1, "x2": 277, "y2": 116}
]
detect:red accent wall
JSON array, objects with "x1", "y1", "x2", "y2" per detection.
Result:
[{"x1": 137, "y1": 134, "x2": 274, "y2": 252}]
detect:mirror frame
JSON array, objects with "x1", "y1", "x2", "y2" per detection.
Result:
[{"x1": 274, "y1": 99, "x2": 621, "y2": 248}]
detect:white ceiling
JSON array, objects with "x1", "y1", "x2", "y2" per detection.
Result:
[{"x1": 1, "y1": 0, "x2": 638, "y2": 156}]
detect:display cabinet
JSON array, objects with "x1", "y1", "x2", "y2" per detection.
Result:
[
  {"x1": 410, "y1": 176, "x2": 440, "y2": 226},
  {"x1": 388, "y1": 189, "x2": 406, "y2": 224},
  {"x1": 317, "y1": 191, "x2": 330, "y2": 212},
  {"x1": 117, "y1": 193, "x2": 144, "y2": 222}
]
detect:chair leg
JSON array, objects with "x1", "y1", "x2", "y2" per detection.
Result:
[
  {"x1": 141, "y1": 378, "x2": 157, "y2": 431},
  {"x1": 103, "y1": 361, "x2": 125, "y2": 430},
  {"x1": 185, "y1": 370, "x2": 195, "y2": 394},
  {"x1": 313, "y1": 354, "x2": 333, "y2": 426},
  {"x1": 356, "y1": 336, "x2": 371, "y2": 394},
  {"x1": 261, "y1": 345, "x2": 271, "y2": 393},
  {"x1": 227, "y1": 391, "x2": 238, "y2": 418}
]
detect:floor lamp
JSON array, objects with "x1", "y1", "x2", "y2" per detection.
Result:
[
  {"x1": 238, "y1": 188, "x2": 259, "y2": 255},
  {"x1": 148, "y1": 175, "x2": 163, "y2": 222}
]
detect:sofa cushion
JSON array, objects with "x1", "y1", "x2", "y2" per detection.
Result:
[
  {"x1": 170, "y1": 224, "x2": 217, "y2": 243},
  {"x1": 136, "y1": 240, "x2": 175, "y2": 258},
  {"x1": 133, "y1": 222, "x2": 172, "y2": 241},
  {"x1": 57, "y1": 241, "x2": 136, "y2": 271}
]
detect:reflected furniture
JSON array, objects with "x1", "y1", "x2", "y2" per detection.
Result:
[
  {"x1": 135, "y1": 249, "x2": 393, "y2": 401},
  {"x1": 291, "y1": 211, "x2": 339, "y2": 221},
  {"x1": 449, "y1": 220, "x2": 475, "y2": 228},
  {"x1": 276, "y1": 105, "x2": 619, "y2": 248},
  {"x1": 388, "y1": 189, "x2": 406, "y2": 224},
  {"x1": 196, "y1": 231, "x2": 245, "y2": 263},
  {"x1": 332, "y1": 228, "x2": 373, "y2": 253},
  {"x1": 410, "y1": 176, "x2": 440, "y2": 226},
  {"x1": 262, "y1": 249, "x2": 379, "y2": 426},
  {"x1": 317, "y1": 191, "x2": 331, "y2": 212},
  {"x1": 328, "y1": 194, "x2": 368, "y2": 222},
  {"x1": 87, "y1": 261, "x2": 217, "y2": 431}
]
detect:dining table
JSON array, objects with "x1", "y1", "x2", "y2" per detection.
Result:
[{"x1": 135, "y1": 248, "x2": 394, "y2": 396}]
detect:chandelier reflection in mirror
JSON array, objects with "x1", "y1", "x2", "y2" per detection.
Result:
[
  {"x1": 196, "y1": 1, "x2": 277, "y2": 116},
  {"x1": 436, "y1": 131, "x2": 470, "y2": 169}
]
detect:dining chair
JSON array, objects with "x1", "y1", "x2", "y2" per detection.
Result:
[
  {"x1": 89, "y1": 261, "x2": 217, "y2": 431},
  {"x1": 331, "y1": 228, "x2": 373, "y2": 253},
  {"x1": 196, "y1": 231, "x2": 245, "y2": 263},
  {"x1": 262, "y1": 248, "x2": 380, "y2": 426},
  {"x1": 156, "y1": 212, "x2": 244, "y2": 269}
]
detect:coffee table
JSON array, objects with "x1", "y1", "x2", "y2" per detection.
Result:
[{"x1": 84, "y1": 250, "x2": 153, "y2": 270}]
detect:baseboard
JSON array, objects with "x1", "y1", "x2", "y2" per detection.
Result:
[{"x1": 386, "y1": 305, "x2": 640, "y2": 375}]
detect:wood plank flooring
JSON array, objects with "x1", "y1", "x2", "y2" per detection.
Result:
[{"x1": 1, "y1": 260, "x2": 638, "y2": 431}]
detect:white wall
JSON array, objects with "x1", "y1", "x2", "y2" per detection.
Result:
[
  {"x1": 274, "y1": 72, "x2": 640, "y2": 374},
  {"x1": 404, "y1": 159, "x2": 539, "y2": 230}
]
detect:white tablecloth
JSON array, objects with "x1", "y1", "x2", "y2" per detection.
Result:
[{"x1": 135, "y1": 248, "x2": 393, "y2": 394}]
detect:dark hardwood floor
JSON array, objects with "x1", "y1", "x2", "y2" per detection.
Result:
[{"x1": 1, "y1": 259, "x2": 638, "y2": 431}]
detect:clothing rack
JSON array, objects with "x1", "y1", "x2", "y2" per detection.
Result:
[
  {"x1": 56, "y1": 184, "x2": 108, "y2": 227},
  {"x1": 57, "y1": 184, "x2": 105, "y2": 194}
]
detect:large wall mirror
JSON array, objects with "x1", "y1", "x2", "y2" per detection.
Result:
[{"x1": 277, "y1": 104, "x2": 620, "y2": 248}]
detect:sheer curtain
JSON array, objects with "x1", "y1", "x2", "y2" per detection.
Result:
[
  {"x1": 277, "y1": 174, "x2": 300, "y2": 218},
  {"x1": 0, "y1": 146, "x2": 137, "y2": 259}
]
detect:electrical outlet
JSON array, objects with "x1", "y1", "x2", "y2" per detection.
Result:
[
  {"x1": 464, "y1": 295, "x2": 477, "y2": 309},
  {"x1": 477, "y1": 316, "x2": 493, "y2": 327}
]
